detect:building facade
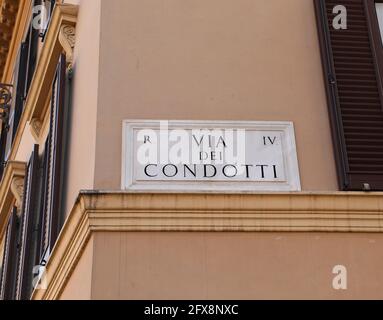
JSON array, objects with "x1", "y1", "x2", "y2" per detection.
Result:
[{"x1": 0, "y1": 0, "x2": 383, "y2": 300}]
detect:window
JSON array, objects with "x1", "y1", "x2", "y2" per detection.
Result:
[
  {"x1": 314, "y1": 0, "x2": 383, "y2": 190},
  {"x1": 15, "y1": 145, "x2": 40, "y2": 300},
  {"x1": 0, "y1": 2, "x2": 76, "y2": 300},
  {"x1": 0, "y1": 4, "x2": 42, "y2": 181},
  {"x1": 39, "y1": 54, "x2": 68, "y2": 263},
  {"x1": 0, "y1": 54, "x2": 69, "y2": 300}
]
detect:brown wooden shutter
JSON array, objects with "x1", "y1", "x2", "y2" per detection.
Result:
[
  {"x1": 48, "y1": 53, "x2": 66, "y2": 249},
  {"x1": 12, "y1": 42, "x2": 29, "y2": 140},
  {"x1": 0, "y1": 209, "x2": 20, "y2": 300},
  {"x1": 314, "y1": 0, "x2": 383, "y2": 190},
  {"x1": 39, "y1": 138, "x2": 50, "y2": 262},
  {"x1": 40, "y1": 54, "x2": 67, "y2": 259},
  {"x1": 15, "y1": 145, "x2": 40, "y2": 300}
]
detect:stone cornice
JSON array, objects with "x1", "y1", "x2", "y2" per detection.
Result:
[{"x1": 32, "y1": 191, "x2": 383, "y2": 300}]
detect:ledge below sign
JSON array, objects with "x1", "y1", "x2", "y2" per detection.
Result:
[{"x1": 122, "y1": 120, "x2": 301, "y2": 192}]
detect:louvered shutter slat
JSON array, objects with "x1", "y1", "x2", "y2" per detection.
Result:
[
  {"x1": 40, "y1": 54, "x2": 67, "y2": 261},
  {"x1": 39, "y1": 138, "x2": 50, "y2": 262},
  {"x1": 48, "y1": 54, "x2": 66, "y2": 249},
  {"x1": 315, "y1": 0, "x2": 383, "y2": 190}
]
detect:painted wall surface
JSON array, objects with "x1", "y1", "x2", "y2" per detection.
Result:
[
  {"x1": 61, "y1": 0, "x2": 101, "y2": 217},
  {"x1": 88, "y1": 232, "x2": 383, "y2": 300},
  {"x1": 59, "y1": 236, "x2": 94, "y2": 300},
  {"x1": 95, "y1": 0, "x2": 338, "y2": 191}
]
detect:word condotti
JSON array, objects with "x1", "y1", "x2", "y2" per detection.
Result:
[{"x1": 143, "y1": 163, "x2": 280, "y2": 181}]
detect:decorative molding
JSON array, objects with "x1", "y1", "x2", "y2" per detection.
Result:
[
  {"x1": 5, "y1": 4, "x2": 78, "y2": 160},
  {"x1": 30, "y1": 118, "x2": 43, "y2": 140},
  {"x1": 30, "y1": 90, "x2": 52, "y2": 142},
  {"x1": 0, "y1": 83, "x2": 12, "y2": 123},
  {"x1": 10, "y1": 177, "x2": 24, "y2": 211},
  {"x1": 31, "y1": 191, "x2": 383, "y2": 300},
  {"x1": 58, "y1": 24, "x2": 76, "y2": 70},
  {"x1": 0, "y1": 161, "x2": 26, "y2": 240},
  {"x1": 0, "y1": 83, "x2": 12, "y2": 108}
]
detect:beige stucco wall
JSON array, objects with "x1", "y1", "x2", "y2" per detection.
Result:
[
  {"x1": 59, "y1": 236, "x2": 93, "y2": 300},
  {"x1": 58, "y1": 231, "x2": 383, "y2": 300},
  {"x1": 94, "y1": 0, "x2": 338, "y2": 191}
]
